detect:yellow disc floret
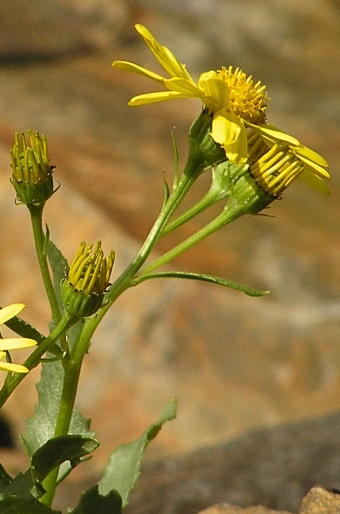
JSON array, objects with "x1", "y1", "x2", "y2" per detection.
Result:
[{"x1": 217, "y1": 67, "x2": 268, "y2": 124}]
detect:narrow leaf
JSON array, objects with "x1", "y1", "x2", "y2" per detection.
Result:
[
  {"x1": 98, "y1": 399, "x2": 177, "y2": 507},
  {"x1": 2, "y1": 312, "x2": 45, "y2": 344},
  {"x1": 137, "y1": 271, "x2": 269, "y2": 297},
  {"x1": 70, "y1": 485, "x2": 122, "y2": 514},
  {"x1": 162, "y1": 173, "x2": 170, "y2": 205}
]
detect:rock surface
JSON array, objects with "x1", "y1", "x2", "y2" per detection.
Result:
[
  {"x1": 196, "y1": 504, "x2": 291, "y2": 514},
  {"x1": 0, "y1": 0, "x2": 339, "y2": 511}
]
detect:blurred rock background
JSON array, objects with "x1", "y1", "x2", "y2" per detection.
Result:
[{"x1": 0, "y1": 0, "x2": 340, "y2": 503}]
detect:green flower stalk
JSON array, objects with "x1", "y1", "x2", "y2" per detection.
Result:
[
  {"x1": 138, "y1": 134, "x2": 328, "y2": 279},
  {"x1": 10, "y1": 130, "x2": 57, "y2": 205},
  {"x1": 61, "y1": 242, "x2": 115, "y2": 318}
]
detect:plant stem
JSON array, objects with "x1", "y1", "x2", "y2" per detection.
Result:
[
  {"x1": 78, "y1": 169, "x2": 200, "y2": 343},
  {"x1": 160, "y1": 188, "x2": 218, "y2": 237},
  {"x1": 137, "y1": 202, "x2": 246, "y2": 278},
  {"x1": 40, "y1": 167, "x2": 201, "y2": 506},
  {"x1": 28, "y1": 204, "x2": 61, "y2": 324},
  {"x1": 41, "y1": 340, "x2": 85, "y2": 506}
]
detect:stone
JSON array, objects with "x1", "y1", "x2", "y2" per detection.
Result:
[
  {"x1": 197, "y1": 505, "x2": 291, "y2": 514},
  {"x1": 300, "y1": 485, "x2": 340, "y2": 513}
]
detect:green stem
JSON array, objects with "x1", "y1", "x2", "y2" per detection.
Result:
[
  {"x1": 0, "y1": 312, "x2": 75, "y2": 409},
  {"x1": 63, "y1": 167, "x2": 202, "y2": 364},
  {"x1": 137, "y1": 165, "x2": 271, "y2": 278},
  {"x1": 41, "y1": 336, "x2": 86, "y2": 506},
  {"x1": 40, "y1": 168, "x2": 201, "y2": 506},
  {"x1": 137, "y1": 202, "x2": 247, "y2": 279},
  {"x1": 160, "y1": 188, "x2": 218, "y2": 237},
  {"x1": 28, "y1": 204, "x2": 61, "y2": 324}
]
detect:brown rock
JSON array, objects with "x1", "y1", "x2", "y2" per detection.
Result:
[
  {"x1": 197, "y1": 505, "x2": 291, "y2": 514},
  {"x1": 0, "y1": 0, "x2": 95, "y2": 60},
  {"x1": 300, "y1": 486, "x2": 340, "y2": 513}
]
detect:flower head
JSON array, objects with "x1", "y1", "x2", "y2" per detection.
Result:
[
  {"x1": 10, "y1": 131, "x2": 56, "y2": 205},
  {"x1": 247, "y1": 126, "x2": 330, "y2": 195},
  {"x1": 113, "y1": 24, "x2": 330, "y2": 194},
  {"x1": 0, "y1": 304, "x2": 37, "y2": 374},
  {"x1": 112, "y1": 24, "x2": 270, "y2": 162},
  {"x1": 61, "y1": 242, "x2": 115, "y2": 318}
]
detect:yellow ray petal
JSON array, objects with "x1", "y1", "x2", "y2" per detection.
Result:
[
  {"x1": 199, "y1": 77, "x2": 230, "y2": 109},
  {"x1": 135, "y1": 24, "x2": 194, "y2": 82},
  {"x1": 164, "y1": 78, "x2": 203, "y2": 97},
  {"x1": 212, "y1": 110, "x2": 248, "y2": 162},
  {"x1": 250, "y1": 123, "x2": 301, "y2": 146},
  {"x1": 0, "y1": 361, "x2": 29, "y2": 373},
  {"x1": 294, "y1": 145, "x2": 329, "y2": 168},
  {"x1": 129, "y1": 91, "x2": 190, "y2": 106},
  {"x1": 294, "y1": 147, "x2": 329, "y2": 173},
  {"x1": 299, "y1": 169, "x2": 330, "y2": 195},
  {"x1": 112, "y1": 61, "x2": 165, "y2": 85},
  {"x1": 212, "y1": 109, "x2": 242, "y2": 145},
  {"x1": 298, "y1": 155, "x2": 330, "y2": 179},
  {"x1": 0, "y1": 338, "x2": 36, "y2": 350},
  {"x1": 0, "y1": 304, "x2": 25, "y2": 325}
]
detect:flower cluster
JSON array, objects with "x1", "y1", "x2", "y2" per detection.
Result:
[
  {"x1": 113, "y1": 24, "x2": 330, "y2": 198},
  {"x1": 61, "y1": 242, "x2": 115, "y2": 318}
]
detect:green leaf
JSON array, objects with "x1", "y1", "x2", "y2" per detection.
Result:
[
  {"x1": 0, "y1": 470, "x2": 43, "y2": 503},
  {"x1": 0, "y1": 437, "x2": 97, "y2": 511},
  {"x1": 136, "y1": 271, "x2": 269, "y2": 297},
  {"x1": 31, "y1": 435, "x2": 99, "y2": 483},
  {"x1": 0, "y1": 497, "x2": 59, "y2": 514},
  {"x1": 98, "y1": 398, "x2": 177, "y2": 507},
  {"x1": 0, "y1": 466, "x2": 12, "y2": 489},
  {"x1": 70, "y1": 485, "x2": 122, "y2": 514},
  {"x1": 1, "y1": 311, "x2": 45, "y2": 344},
  {"x1": 21, "y1": 355, "x2": 94, "y2": 462}
]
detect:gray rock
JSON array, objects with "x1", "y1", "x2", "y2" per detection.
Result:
[{"x1": 126, "y1": 412, "x2": 340, "y2": 514}]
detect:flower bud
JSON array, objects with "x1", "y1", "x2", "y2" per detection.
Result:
[
  {"x1": 61, "y1": 242, "x2": 115, "y2": 318},
  {"x1": 247, "y1": 130, "x2": 304, "y2": 198},
  {"x1": 10, "y1": 130, "x2": 56, "y2": 205}
]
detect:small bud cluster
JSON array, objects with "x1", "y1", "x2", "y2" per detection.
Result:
[
  {"x1": 10, "y1": 131, "x2": 56, "y2": 205},
  {"x1": 61, "y1": 242, "x2": 115, "y2": 318}
]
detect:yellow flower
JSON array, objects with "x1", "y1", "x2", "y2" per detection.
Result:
[
  {"x1": 113, "y1": 25, "x2": 330, "y2": 194},
  {"x1": 0, "y1": 304, "x2": 37, "y2": 373},
  {"x1": 248, "y1": 126, "x2": 330, "y2": 195},
  {"x1": 112, "y1": 25, "x2": 269, "y2": 162}
]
